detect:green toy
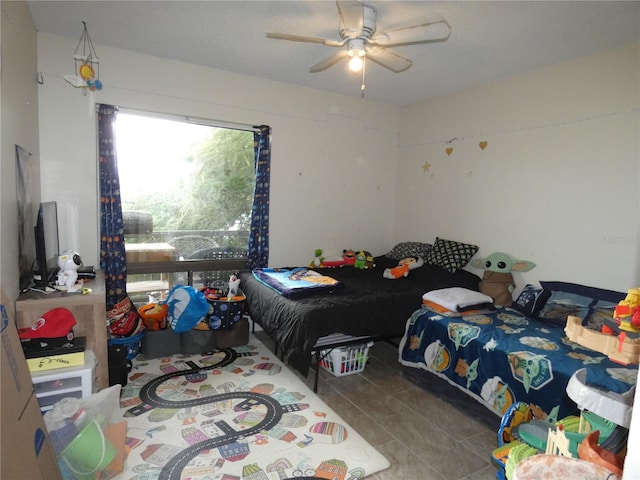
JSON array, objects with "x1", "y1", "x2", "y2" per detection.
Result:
[
  {"x1": 471, "y1": 252, "x2": 535, "y2": 306},
  {"x1": 310, "y1": 248, "x2": 324, "y2": 268},
  {"x1": 354, "y1": 250, "x2": 375, "y2": 269},
  {"x1": 354, "y1": 250, "x2": 366, "y2": 269}
]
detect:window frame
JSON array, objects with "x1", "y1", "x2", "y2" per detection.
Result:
[{"x1": 115, "y1": 108, "x2": 257, "y2": 290}]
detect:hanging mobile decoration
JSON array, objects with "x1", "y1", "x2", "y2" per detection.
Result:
[{"x1": 64, "y1": 21, "x2": 103, "y2": 94}]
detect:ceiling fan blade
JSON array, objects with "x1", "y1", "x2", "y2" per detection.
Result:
[
  {"x1": 309, "y1": 50, "x2": 349, "y2": 73},
  {"x1": 370, "y1": 18, "x2": 451, "y2": 47},
  {"x1": 336, "y1": 0, "x2": 365, "y2": 38},
  {"x1": 266, "y1": 32, "x2": 344, "y2": 47},
  {"x1": 366, "y1": 47, "x2": 412, "y2": 73}
]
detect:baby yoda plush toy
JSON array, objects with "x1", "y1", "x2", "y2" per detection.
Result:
[{"x1": 471, "y1": 252, "x2": 535, "y2": 306}]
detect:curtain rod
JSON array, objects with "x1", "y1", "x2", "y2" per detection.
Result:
[{"x1": 99, "y1": 104, "x2": 261, "y2": 133}]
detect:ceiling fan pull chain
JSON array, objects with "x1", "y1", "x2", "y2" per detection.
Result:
[{"x1": 360, "y1": 57, "x2": 366, "y2": 98}]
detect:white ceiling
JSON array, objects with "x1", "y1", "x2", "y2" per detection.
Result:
[{"x1": 28, "y1": 1, "x2": 640, "y2": 106}]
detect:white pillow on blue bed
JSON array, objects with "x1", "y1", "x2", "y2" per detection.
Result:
[{"x1": 423, "y1": 287, "x2": 494, "y2": 312}]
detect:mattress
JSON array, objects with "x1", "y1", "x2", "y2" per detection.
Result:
[
  {"x1": 240, "y1": 256, "x2": 481, "y2": 375},
  {"x1": 398, "y1": 306, "x2": 638, "y2": 419}
]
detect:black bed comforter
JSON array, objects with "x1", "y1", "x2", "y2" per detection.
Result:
[{"x1": 239, "y1": 256, "x2": 481, "y2": 375}]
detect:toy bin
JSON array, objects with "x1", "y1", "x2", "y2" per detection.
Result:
[
  {"x1": 107, "y1": 331, "x2": 145, "y2": 360},
  {"x1": 319, "y1": 341, "x2": 373, "y2": 377},
  {"x1": 203, "y1": 286, "x2": 246, "y2": 331}
]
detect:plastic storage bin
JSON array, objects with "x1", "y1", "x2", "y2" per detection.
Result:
[
  {"x1": 319, "y1": 341, "x2": 373, "y2": 377},
  {"x1": 30, "y1": 350, "x2": 96, "y2": 413}
]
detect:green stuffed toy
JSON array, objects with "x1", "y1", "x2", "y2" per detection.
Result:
[
  {"x1": 354, "y1": 250, "x2": 375, "y2": 269},
  {"x1": 471, "y1": 252, "x2": 535, "y2": 306},
  {"x1": 310, "y1": 248, "x2": 324, "y2": 268}
]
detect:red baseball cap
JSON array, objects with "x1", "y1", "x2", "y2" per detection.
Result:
[{"x1": 18, "y1": 307, "x2": 76, "y2": 339}]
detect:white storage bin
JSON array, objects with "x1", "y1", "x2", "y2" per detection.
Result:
[
  {"x1": 319, "y1": 342, "x2": 373, "y2": 377},
  {"x1": 30, "y1": 350, "x2": 96, "y2": 413}
]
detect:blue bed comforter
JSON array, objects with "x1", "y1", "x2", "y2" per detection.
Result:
[{"x1": 399, "y1": 306, "x2": 637, "y2": 420}]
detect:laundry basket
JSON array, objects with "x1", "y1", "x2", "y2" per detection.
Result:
[{"x1": 319, "y1": 341, "x2": 373, "y2": 377}]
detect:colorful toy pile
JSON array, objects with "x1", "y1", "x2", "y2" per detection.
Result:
[{"x1": 565, "y1": 287, "x2": 640, "y2": 365}]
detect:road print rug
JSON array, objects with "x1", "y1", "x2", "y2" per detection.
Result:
[{"x1": 118, "y1": 333, "x2": 390, "y2": 480}]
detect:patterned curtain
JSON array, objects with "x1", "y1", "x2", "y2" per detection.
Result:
[
  {"x1": 97, "y1": 104, "x2": 127, "y2": 307},
  {"x1": 247, "y1": 125, "x2": 271, "y2": 270}
]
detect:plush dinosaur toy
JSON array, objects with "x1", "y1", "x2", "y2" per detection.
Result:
[
  {"x1": 471, "y1": 252, "x2": 535, "y2": 306},
  {"x1": 310, "y1": 248, "x2": 324, "y2": 268}
]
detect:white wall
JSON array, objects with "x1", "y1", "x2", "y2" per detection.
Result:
[
  {"x1": 0, "y1": 1, "x2": 40, "y2": 301},
  {"x1": 36, "y1": 33, "x2": 400, "y2": 268},
  {"x1": 397, "y1": 41, "x2": 640, "y2": 293}
]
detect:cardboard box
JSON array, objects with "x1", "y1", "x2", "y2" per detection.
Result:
[
  {"x1": 2, "y1": 392, "x2": 62, "y2": 480},
  {"x1": 125, "y1": 242, "x2": 175, "y2": 263},
  {"x1": 1, "y1": 291, "x2": 62, "y2": 479},
  {"x1": 1, "y1": 302, "x2": 34, "y2": 419}
]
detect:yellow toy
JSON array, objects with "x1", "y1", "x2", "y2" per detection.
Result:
[{"x1": 614, "y1": 287, "x2": 640, "y2": 333}]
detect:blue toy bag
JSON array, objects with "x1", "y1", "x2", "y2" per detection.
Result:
[{"x1": 166, "y1": 285, "x2": 210, "y2": 333}]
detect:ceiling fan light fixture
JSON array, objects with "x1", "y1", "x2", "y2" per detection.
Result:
[
  {"x1": 347, "y1": 38, "x2": 366, "y2": 72},
  {"x1": 348, "y1": 55, "x2": 364, "y2": 73}
]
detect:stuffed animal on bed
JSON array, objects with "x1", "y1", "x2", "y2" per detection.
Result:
[
  {"x1": 471, "y1": 252, "x2": 535, "y2": 306},
  {"x1": 383, "y1": 256, "x2": 424, "y2": 279},
  {"x1": 354, "y1": 250, "x2": 375, "y2": 269},
  {"x1": 343, "y1": 249, "x2": 356, "y2": 266},
  {"x1": 310, "y1": 248, "x2": 324, "y2": 268}
]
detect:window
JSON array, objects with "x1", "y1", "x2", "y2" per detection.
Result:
[{"x1": 114, "y1": 111, "x2": 255, "y2": 303}]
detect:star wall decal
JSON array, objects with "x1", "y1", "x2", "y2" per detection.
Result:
[{"x1": 422, "y1": 161, "x2": 431, "y2": 173}]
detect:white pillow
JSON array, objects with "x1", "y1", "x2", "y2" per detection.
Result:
[{"x1": 423, "y1": 287, "x2": 493, "y2": 312}]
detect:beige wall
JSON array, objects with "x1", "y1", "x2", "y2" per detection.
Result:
[
  {"x1": 36, "y1": 33, "x2": 400, "y2": 268},
  {"x1": 397, "y1": 41, "x2": 640, "y2": 293},
  {"x1": 35, "y1": 34, "x2": 639, "y2": 291},
  {"x1": 0, "y1": 1, "x2": 40, "y2": 301},
  {"x1": 3, "y1": 3, "x2": 640, "y2": 473}
]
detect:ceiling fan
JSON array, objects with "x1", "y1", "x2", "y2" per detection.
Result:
[{"x1": 266, "y1": 0, "x2": 451, "y2": 74}]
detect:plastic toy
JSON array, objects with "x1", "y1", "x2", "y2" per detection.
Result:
[
  {"x1": 383, "y1": 256, "x2": 424, "y2": 279},
  {"x1": 578, "y1": 430, "x2": 624, "y2": 476},
  {"x1": 56, "y1": 250, "x2": 83, "y2": 293},
  {"x1": 320, "y1": 257, "x2": 345, "y2": 268},
  {"x1": 471, "y1": 252, "x2": 535, "y2": 306},
  {"x1": 565, "y1": 315, "x2": 640, "y2": 365},
  {"x1": 138, "y1": 303, "x2": 168, "y2": 331},
  {"x1": 613, "y1": 287, "x2": 640, "y2": 333},
  {"x1": 228, "y1": 274, "x2": 241, "y2": 298}
]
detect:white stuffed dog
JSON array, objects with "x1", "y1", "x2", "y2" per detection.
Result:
[{"x1": 56, "y1": 250, "x2": 83, "y2": 292}]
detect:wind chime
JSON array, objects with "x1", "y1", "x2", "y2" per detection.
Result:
[{"x1": 64, "y1": 21, "x2": 103, "y2": 94}]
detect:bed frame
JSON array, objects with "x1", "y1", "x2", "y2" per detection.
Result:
[{"x1": 239, "y1": 256, "x2": 481, "y2": 376}]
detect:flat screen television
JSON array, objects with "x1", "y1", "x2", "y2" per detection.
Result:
[{"x1": 33, "y1": 201, "x2": 60, "y2": 290}]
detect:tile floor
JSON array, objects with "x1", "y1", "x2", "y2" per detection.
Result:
[{"x1": 253, "y1": 329, "x2": 501, "y2": 480}]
